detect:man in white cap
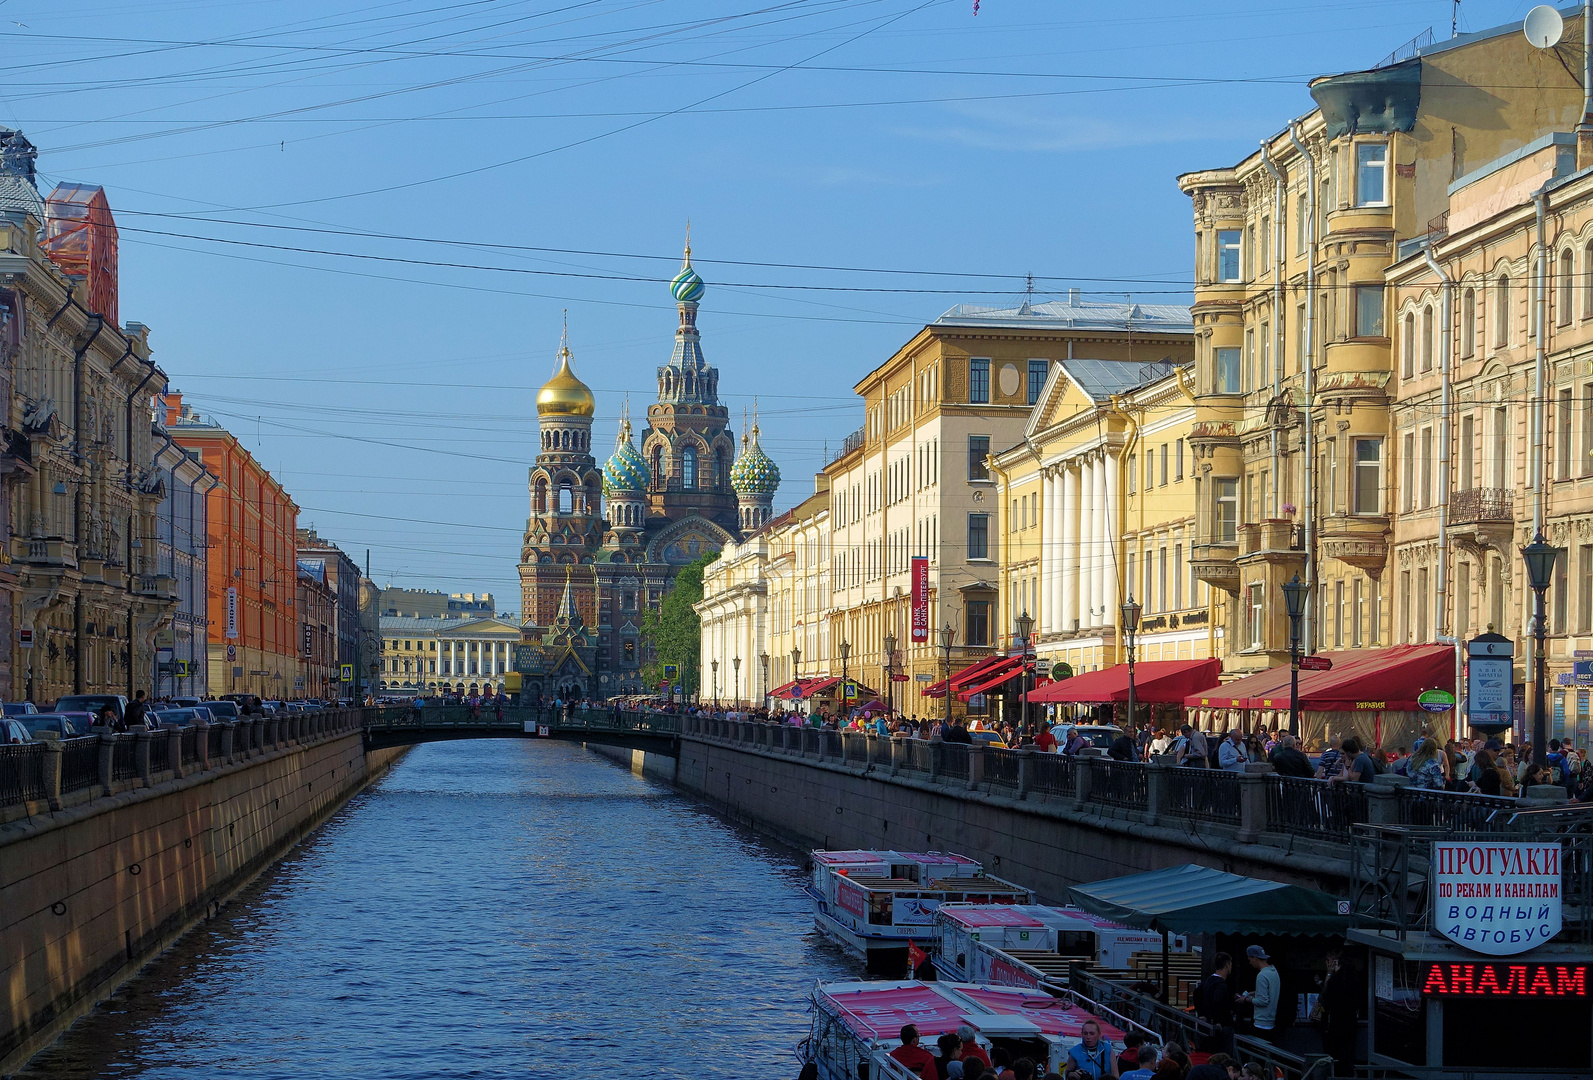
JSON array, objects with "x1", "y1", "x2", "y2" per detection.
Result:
[{"x1": 1240, "y1": 943, "x2": 1280, "y2": 1041}]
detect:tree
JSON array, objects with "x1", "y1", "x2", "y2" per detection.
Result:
[{"x1": 641, "y1": 550, "x2": 717, "y2": 699}]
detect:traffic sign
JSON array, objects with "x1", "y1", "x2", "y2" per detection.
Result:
[
  {"x1": 340, "y1": 663, "x2": 354, "y2": 682},
  {"x1": 1418, "y1": 689, "x2": 1456, "y2": 712},
  {"x1": 17, "y1": 628, "x2": 32, "y2": 649},
  {"x1": 226, "y1": 644, "x2": 237, "y2": 661},
  {"x1": 843, "y1": 680, "x2": 859, "y2": 700},
  {"x1": 663, "y1": 663, "x2": 679, "y2": 680},
  {"x1": 1298, "y1": 655, "x2": 1333, "y2": 671}
]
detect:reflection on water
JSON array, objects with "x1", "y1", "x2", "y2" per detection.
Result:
[{"x1": 20, "y1": 740, "x2": 857, "y2": 1080}]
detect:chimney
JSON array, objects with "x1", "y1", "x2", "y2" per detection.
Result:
[
  {"x1": 1068, "y1": 288, "x2": 1081, "y2": 305},
  {"x1": 160, "y1": 391, "x2": 182, "y2": 427}
]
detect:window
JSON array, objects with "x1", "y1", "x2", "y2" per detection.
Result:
[
  {"x1": 1493, "y1": 406, "x2": 1510, "y2": 486},
  {"x1": 1416, "y1": 567, "x2": 1429, "y2": 640},
  {"x1": 1561, "y1": 249, "x2": 1575, "y2": 326},
  {"x1": 965, "y1": 600, "x2": 990, "y2": 647},
  {"x1": 1215, "y1": 347, "x2": 1241, "y2": 394},
  {"x1": 1400, "y1": 571, "x2": 1412, "y2": 642},
  {"x1": 1401, "y1": 433, "x2": 1415, "y2": 513},
  {"x1": 1248, "y1": 584, "x2": 1265, "y2": 648},
  {"x1": 1217, "y1": 229, "x2": 1242, "y2": 282},
  {"x1": 1353, "y1": 577, "x2": 1365, "y2": 647},
  {"x1": 1215, "y1": 479, "x2": 1238, "y2": 542},
  {"x1": 1585, "y1": 242, "x2": 1593, "y2": 319},
  {"x1": 1459, "y1": 414, "x2": 1474, "y2": 490},
  {"x1": 1355, "y1": 285, "x2": 1384, "y2": 337},
  {"x1": 1127, "y1": 454, "x2": 1137, "y2": 494},
  {"x1": 967, "y1": 513, "x2": 990, "y2": 560},
  {"x1": 1260, "y1": 216, "x2": 1271, "y2": 271},
  {"x1": 1244, "y1": 328, "x2": 1256, "y2": 390},
  {"x1": 1583, "y1": 386, "x2": 1593, "y2": 477},
  {"x1": 1353, "y1": 438, "x2": 1382, "y2": 514},
  {"x1": 1558, "y1": 388, "x2": 1574, "y2": 481},
  {"x1": 1462, "y1": 288, "x2": 1476, "y2": 356},
  {"x1": 682, "y1": 446, "x2": 697, "y2": 489},
  {"x1": 1420, "y1": 428, "x2": 1433, "y2": 509},
  {"x1": 969, "y1": 358, "x2": 990, "y2": 403},
  {"x1": 1354, "y1": 142, "x2": 1388, "y2": 206},
  {"x1": 1334, "y1": 580, "x2": 1345, "y2": 648},
  {"x1": 1175, "y1": 439, "x2": 1185, "y2": 480},
  {"x1": 1325, "y1": 438, "x2": 1338, "y2": 514},
  {"x1": 1495, "y1": 276, "x2": 1511, "y2": 347},
  {"x1": 1402, "y1": 312, "x2": 1415, "y2": 378},
  {"x1": 1297, "y1": 193, "x2": 1308, "y2": 254},
  {"x1": 968, "y1": 435, "x2": 990, "y2": 481},
  {"x1": 1457, "y1": 562, "x2": 1470, "y2": 638},
  {"x1": 1158, "y1": 547, "x2": 1168, "y2": 612},
  {"x1": 1160, "y1": 443, "x2": 1169, "y2": 487},
  {"x1": 1581, "y1": 546, "x2": 1593, "y2": 634},
  {"x1": 1260, "y1": 321, "x2": 1271, "y2": 385},
  {"x1": 1555, "y1": 549, "x2": 1569, "y2": 636},
  {"x1": 1027, "y1": 359, "x2": 1048, "y2": 405},
  {"x1": 1421, "y1": 306, "x2": 1434, "y2": 372}
]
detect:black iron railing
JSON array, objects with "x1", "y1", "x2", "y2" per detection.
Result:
[
  {"x1": 0, "y1": 742, "x2": 49, "y2": 804},
  {"x1": 984, "y1": 747, "x2": 1020, "y2": 788},
  {"x1": 1164, "y1": 767, "x2": 1242, "y2": 825},
  {"x1": 1265, "y1": 776, "x2": 1367, "y2": 840},
  {"x1": 1089, "y1": 759, "x2": 1148, "y2": 809},
  {"x1": 111, "y1": 735, "x2": 138, "y2": 782},
  {"x1": 60, "y1": 736, "x2": 101, "y2": 794}
]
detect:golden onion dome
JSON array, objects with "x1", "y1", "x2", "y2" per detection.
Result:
[{"x1": 537, "y1": 341, "x2": 595, "y2": 417}]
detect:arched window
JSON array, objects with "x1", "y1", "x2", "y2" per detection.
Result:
[
  {"x1": 533, "y1": 478, "x2": 548, "y2": 513},
  {"x1": 1402, "y1": 312, "x2": 1415, "y2": 378},
  {"x1": 682, "y1": 446, "x2": 697, "y2": 489},
  {"x1": 1495, "y1": 275, "x2": 1510, "y2": 348},
  {"x1": 1560, "y1": 249, "x2": 1575, "y2": 326},
  {"x1": 558, "y1": 482, "x2": 573, "y2": 514},
  {"x1": 1584, "y1": 242, "x2": 1593, "y2": 319},
  {"x1": 1420, "y1": 305, "x2": 1434, "y2": 372},
  {"x1": 651, "y1": 446, "x2": 664, "y2": 489},
  {"x1": 1461, "y1": 288, "x2": 1476, "y2": 357}
]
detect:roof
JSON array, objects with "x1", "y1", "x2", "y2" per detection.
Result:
[
  {"x1": 1065, "y1": 864, "x2": 1350, "y2": 937},
  {"x1": 1058, "y1": 357, "x2": 1186, "y2": 402},
  {"x1": 934, "y1": 296, "x2": 1192, "y2": 333},
  {"x1": 1032, "y1": 658, "x2": 1221, "y2": 705},
  {"x1": 378, "y1": 614, "x2": 519, "y2": 634},
  {"x1": 1183, "y1": 645, "x2": 1454, "y2": 712}
]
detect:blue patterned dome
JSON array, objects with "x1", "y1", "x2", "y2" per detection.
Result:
[
  {"x1": 670, "y1": 262, "x2": 705, "y2": 304},
  {"x1": 730, "y1": 424, "x2": 780, "y2": 496},
  {"x1": 602, "y1": 418, "x2": 650, "y2": 496}
]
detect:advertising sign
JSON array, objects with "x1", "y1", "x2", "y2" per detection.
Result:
[
  {"x1": 891, "y1": 896, "x2": 940, "y2": 926},
  {"x1": 1418, "y1": 689, "x2": 1456, "y2": 712},
  {"x1": 1467, "y1": 633, "x2": 1514, "y2": 728},
  {"x1": 17, "y1": 628, "x2": 31, "y2": 649},
  {"x1": 835, "y1": 878, "x2": 867, "y2": 919},
  {"x1": 910, "y1": 556, "x2": 929, "y2": 642},
  {"x1": 1421, "y1": 962, "x2": 1587, "y2": 998},
  {"x1": 988, "y1": 955, "x2": 1041, "y2": 990},
  {"x1": 1432, "y1": 841, "x2": 1562, "y2": 954},
  {"x1": 225, "y1": 587, "x2": 239, "y2": 639}
]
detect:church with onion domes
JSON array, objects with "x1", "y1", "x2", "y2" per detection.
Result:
[{"x1": 514, "y1": 237, "x2": 781, "y2": 701}]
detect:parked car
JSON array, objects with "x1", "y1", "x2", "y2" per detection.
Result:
[
  {"x1": 22, "y1": 714, "x2": 91, "y2": 739},
  {"x1": 1047, "y1": 723, "x2": 1125, "y2": 751},
  {"x1": 171, "y1": 697, "x2": 202, "y2": 708},
  {"x1": 153, "y1": 708, "x2": 200, "y2": 727},
  {"x1": 54, "y1": 694, "x2": 128, "y2": 724},
  {"x1": 2, "y1": 718, "x2": 33, "y2": 743},
  {"x1": 204, "y1": 700, "x2": 241, "y2": 721},
  {"x1": 2, "y1": 701, "x2": 38, "y2": 716}
]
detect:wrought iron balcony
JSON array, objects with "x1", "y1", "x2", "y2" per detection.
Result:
[{"x1": 1449, "y1": 487, "x2": 1512, "y2": 526}]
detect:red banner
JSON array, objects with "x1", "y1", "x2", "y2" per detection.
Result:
[{"x1": 911, "y1": 556, "x2": 929, "y2": 642}]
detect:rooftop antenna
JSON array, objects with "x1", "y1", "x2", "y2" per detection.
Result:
[
  {"x1": 1523, "y1": 4, "x2": 1563, "y2": 48},
  {"x1": 1450, "y1": 0, "x2": 1459, "y2": 38}
]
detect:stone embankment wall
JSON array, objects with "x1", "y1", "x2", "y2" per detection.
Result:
[{"x1": 0, "y1": 717, "x2": 406, "y2": 1074}]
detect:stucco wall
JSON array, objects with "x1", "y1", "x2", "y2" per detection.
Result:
[{"x1": 0, "y1": 736, "x2": 409, "y2": 1073}]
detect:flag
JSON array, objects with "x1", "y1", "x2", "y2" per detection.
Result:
[{"x1": 908, "y1": 940, "x2": 928, "y2": 974}]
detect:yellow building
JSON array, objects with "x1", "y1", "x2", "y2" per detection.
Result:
[
  {"x1": 825, "y1": 298, "x2": 1192, "y2": 717},
  {"x1": 1177, "y1": 16, "x2": 1588, "y2": 679},
  {"x1": 378, "y1": 614, "x2": 521, "y2": 697},
  {"x1": 995, "y1": 360, "x2": 1214, "y2": 680}
]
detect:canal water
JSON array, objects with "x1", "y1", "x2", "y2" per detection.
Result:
[{"x1": 20, "y1": 741, "x2": 859, "y2": 1079}]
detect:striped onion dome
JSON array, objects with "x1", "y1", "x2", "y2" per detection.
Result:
[
  {"x1": 730, "y1": 424, "x2": 780, "y2": 496},
  {"x1": 602, "y1": 417, "x2": 650, "y2": 496},
  {"x1": 670, "y1": 237, "x2": 705, "y2": 303}
]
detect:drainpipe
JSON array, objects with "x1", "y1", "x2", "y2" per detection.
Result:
[
  {"x1": 1289, "y1": 122, "x2": 1318, "y2": 654},
  {"x1": 1260, "y1": 137, "x2": 1287, "y2": 519},
  {"x1": 1533, "y1": 192, "x2": 1549, "y2": 539},
  {"x1": 71, "y1": 313, "x2": 104, "y2": 695},
  {"x1": 1424, "y1": 246, "x2": 1461, "y2": 734},
  {"x1": 1580, "y1": 0, "x2": 1593, "y2": 170}
]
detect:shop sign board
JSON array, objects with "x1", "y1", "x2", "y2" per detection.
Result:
[
  {"x1": 1418, "y1": 689, "x2": 1455, "y2": 712},
  {"x1": 1432, "y1": 841, "x2": 1562, "y2": 955},
  {"x1": 910, "y1": 556, "x2": 928, "y2": 642},
  {"x1": 1467, "y1": 633, "x2": 1514, "y2": 727},
  {"x1": 1420, "y1": 962, "x2": 1587, "y2": 997}
]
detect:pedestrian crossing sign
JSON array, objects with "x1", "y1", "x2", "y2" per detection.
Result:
[
  {"x1": 175, "y1": 660, "x2": 189, "y2": 676},
  {"x1": 340, "y1": 664, "x2": 353, "y2": 682},
  {"x1": 843, "y1": 680, "x2": 858, "y2": 700}
]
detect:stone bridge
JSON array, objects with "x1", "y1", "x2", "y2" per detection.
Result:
[{"x1": 359, "y1": 705, "x2": 680, "y2": 755}]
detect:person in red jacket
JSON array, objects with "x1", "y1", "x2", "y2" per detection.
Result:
[{"x1": 890, "y1": 1025, "x2": 942, "y2": 1079}]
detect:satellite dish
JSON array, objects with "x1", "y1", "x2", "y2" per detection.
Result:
[{"x1": 1524, "y1": 5, "x2": 1564, "y2": 49}]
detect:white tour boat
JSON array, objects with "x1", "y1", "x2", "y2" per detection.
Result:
[
  {"x1": 807, "y1": 850, "x2": 1033, "y2": 969},
  {"x1": 933, "y1": 903, "x2": 1170, "y2": 990}
]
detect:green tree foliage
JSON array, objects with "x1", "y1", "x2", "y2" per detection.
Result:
[{"x1": 641, "y1": 550, "x2": 717, "y2": 696}]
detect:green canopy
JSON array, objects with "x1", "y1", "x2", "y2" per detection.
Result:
[{"x1": 1064, "y1": 864, "x2": 1350, "y2": 937}]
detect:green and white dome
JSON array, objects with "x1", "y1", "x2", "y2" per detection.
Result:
[
  {"x1": 670, "y1": 232, "x2": 705, "y2": 304},
  {"x1": 602, "y1": 416, "x2": 650, "y2": 496},
  {"x1": 730, "y1": 423, "x2": 780, "y2": 496}
]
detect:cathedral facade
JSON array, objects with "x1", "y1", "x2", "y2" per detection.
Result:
[{"x1": 514, "y1": 242, "x2": 779, "y2": 701}]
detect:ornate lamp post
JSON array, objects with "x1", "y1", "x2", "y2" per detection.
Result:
[
  {"x1": 882, "y1": 631, "x2": 897, "y2": 719},
  {"x1": 1522, "y1": 532, "x2": 1559, "y2": 768},
  {"x1": 732, "y1": 656, "x2": 741, "y2": 707},
  {"x1": 1014, "y1": 611, "x2": 1034, "y2": 733},
  {"x1": 711, "y1": 659, "x2": 719, "y2": 709},
  {"x1": 758, "y1": 651, "x2": 768, "y2": 711},
  {"x1": 938, "y1": 624, "x2": 956, "y2": 727},
  {"x1": 1281, "y1": 573, "x2": 1309, "y2": 738},
  {"x1": 838, "y1": 640, "x2": 851, "y2": 716},
  {"x1": 1119, "y1": 598, "x2": 1141, "y2": 731},
  {"x1": 791, "y1": 645, "x2": 802, "y2": 714}
]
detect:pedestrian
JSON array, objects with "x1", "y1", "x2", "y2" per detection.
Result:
[
  {"x1": 1061, "y1": 1019, "x2": 1114, "y2": 1079},
  {"x1": 1217, "y1": 727, "x2": 1249, "y2": 772},
  {"x1": 1239, "y1": 944, "x2": 1281, "y2": 1043},
  {"x1": 889, "y1": 1024, "x2": 941, "y2": 1079},
  {"x1": 1194, "y1": 950, "x2": 1236, "y2": 1055},
  {"x1": 124, "y1": 690, "x2": 149, "y2": 729},
  {"x1": 1406, "y1": 736, "x2": 1449, "y2": 790},
  {"x1": 1331, "y1": 737, "x2": 1380, "y2": 784},
  {"x1": 1177, "y1": 723, "x2": 1209, "y2": 768},
  {"x1": 1268, "y1": 734, "x2": 1314, "y2": 777},
  {"x1": 1318, "y1": 944, "x2": 1359, "y2": 1076}
]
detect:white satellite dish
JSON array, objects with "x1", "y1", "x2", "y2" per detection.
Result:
[{"x1": 1524, "y1": 5, "x2": 1565, "y2": 49}]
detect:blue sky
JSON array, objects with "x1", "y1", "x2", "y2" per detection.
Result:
[{"x1": 0, "y1": 0, "x2": 1552, "y2": 608}]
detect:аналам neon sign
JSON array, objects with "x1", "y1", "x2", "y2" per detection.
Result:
[{"x1": 1420, "y1": 962, "x2": 1587, "y2": 997}]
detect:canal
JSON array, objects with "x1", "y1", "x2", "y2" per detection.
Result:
[{"x1": 19, "y1": 740, "x2": 859, "y2": 1079}]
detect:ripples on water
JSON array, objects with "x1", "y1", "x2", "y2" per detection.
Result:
[{"x1": 20, "y1": 741, "x2": 859, "y2": 1080}]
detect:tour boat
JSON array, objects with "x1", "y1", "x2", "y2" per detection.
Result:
[
  {"x1": 807, "y1": 850, "x2": 1034, "y2": 969},
  {"x1": 932, "y1": 904, "x2": 1169, "y2": 990},
  {"x1": 801, "y1": 979, "x2": 1127, "y2": 1079}
]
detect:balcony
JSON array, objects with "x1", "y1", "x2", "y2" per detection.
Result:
[
  {"x1": 1190, "y1": 541, "x2": 1239, "y2": 592},
  {"x1": 24, "y1": 537, "x2": 76, "y2": 570},
  {"x1": 1450, "y1": 487, "x2": 1512, "y2": 526},
  {"x1": 1318, "y1": 514, "x2": 1390, "y2": 574}
]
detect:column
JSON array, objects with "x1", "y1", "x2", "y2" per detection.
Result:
[
  {"x1": 1040, "y1": 470, "x2": 1055, "y2": 635},
  {"x1": 1103, "y1": 450, "x2": 1119, "y2": 630},
  {"x1": 1061, "y1": 464, "x2": 1078, "y2": 633},
  {"x1": 1079, "y1": 458, "x2": 1095, "y2": 628}
]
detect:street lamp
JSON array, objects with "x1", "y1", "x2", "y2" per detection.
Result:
[
  {"x1": 1522, "y1": 532, "x2": 1559, "y2": 769},
  {"x1": 758, "y1": 651, "x2": 769, "y2": 711},
  {"x1": 1119, "y1": 599, "x2": 1140, "y2": 732},
  {"x1": 838, "y1": 640, "x2": 851, "y2": 715},
  {"x1": 732, "y1": 656, "x2": 741, "y2": 708},
  {"x1": 711, "y1": 658, "x2": 719, "y2": 709},
  {"x1": 882, "y1": 631, "x2": 897, "y2": 719},
  {"x1": 938, "y1": 624, "x2": 956, "y2": 726},
  {"x1": 1281, "y1": 573, "x2": 1310, "y2": 738},
  {"x1": 1014, "y1": 611, "x2": 1034, "y2": 734}
]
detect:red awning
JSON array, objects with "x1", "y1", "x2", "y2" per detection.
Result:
[
  {"x1": 1031, "y1": 658, "x2": 1222, "y2": 705},
  {"x1": 1182, "y1": 646, "x2": 1455, "y2": 712},
  {"x1": 794, "y1": 676, "x2": 841, "y2": 699},
  {"x1": 921, "y1": 655, "x2": 1007, "y2": 699},
  {"x1": 768, "y1": 679, "x2": 801, "y2": 699},
  {"x1": 956, "y1": 656, "x2": 1026, "y2": 701}
]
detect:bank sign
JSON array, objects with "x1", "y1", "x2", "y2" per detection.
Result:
[{"x1": 1432, "y1": 841, "x2": 1562, "y2": 955}]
